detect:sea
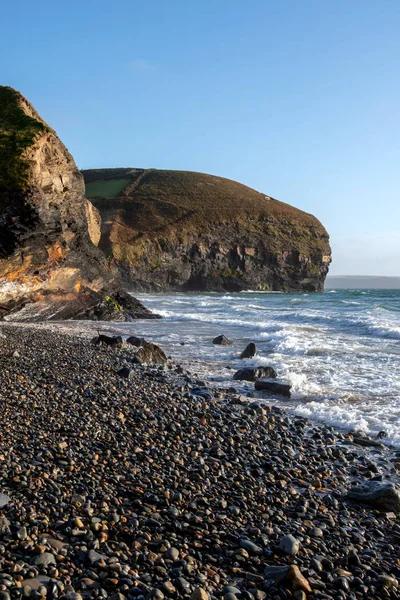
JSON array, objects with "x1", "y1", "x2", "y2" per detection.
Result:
[{"x1": 78, "y1": 289, "x2": 400, "y2": 446}]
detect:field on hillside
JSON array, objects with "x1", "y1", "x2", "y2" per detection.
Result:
[{"x1": 85, "y1": 178, "x2": 131, "y2": 198}]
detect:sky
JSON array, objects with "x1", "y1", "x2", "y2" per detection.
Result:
[{"x1": 1, "y1": 0, "x2": 399, "y2": 275}]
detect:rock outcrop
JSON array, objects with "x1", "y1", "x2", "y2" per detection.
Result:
[
  {"x1": 83, "y1": 168, "x2": 332, "y2": 292},
  {"x1": 0, "y1": 87, "x2": 154, "y2": 321}
]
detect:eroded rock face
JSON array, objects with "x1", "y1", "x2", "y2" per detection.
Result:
[
  {"x1": 0, "y1": 87, "x2": 153, "y2": 321},
  {"x1": 83, "y1": 168, "x2": 332, "y2": 293}
]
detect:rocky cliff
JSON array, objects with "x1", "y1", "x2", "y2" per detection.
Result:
[
  {"x1": 0, "y1": 87, "x2": 153, "y2": 321},
  {"x1": 83, "y1": 168, "x2": 332, "y2": 292}
]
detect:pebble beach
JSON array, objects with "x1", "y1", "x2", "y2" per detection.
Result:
[{"x1": 0, "y1": 324, "x2": 400, "y2": 600}]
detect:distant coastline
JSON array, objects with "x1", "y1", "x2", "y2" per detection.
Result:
[{"x1": 326, "y1": 275, "x2": 400, "y2": 289}]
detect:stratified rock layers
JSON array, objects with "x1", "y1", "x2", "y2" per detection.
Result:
[
  {"x1": 0, "y1": 87, "x2": 152, "y2": 320},
  {"x1": 84, "y1": 168, "x2": 332, "y2": 292}
]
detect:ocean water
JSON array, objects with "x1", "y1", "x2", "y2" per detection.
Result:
[{"x1": 84, "y1": 289, "x2": 400, "y2": 445}]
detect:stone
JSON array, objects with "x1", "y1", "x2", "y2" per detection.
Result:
[
  {"x1": 117, "y1": 367, "x2": 133, "y2": 379},
  {"x1": 279, "y1": 534, "x2": 300, "y2": 555},
  {"x1": 281, "y1": 566, "x2": 312, "y2": 593},
  {"x1": 126, "y1": 336, "x2": 147, "y2": 347},
  {"x1": 377, "y1": 575, "x2": 398, "y2": 589},
  {"x1": 191, "y1": 388, "x2": 213, "y2": 400},
  {"x1": 175, "y1": 578, "x2": 190, "y2": 592},
  {"x1": 255, "y1": 379, "x2": 291, "y2": 397},
  {"x1": 132, "y1": 342, "x2": 167, "y2": 365},
  {"x1": 165, "y1": 547, "x2": 179, "y2": 561},
  {"x1": 240, "y1": 539, "x2": 263, "y2": 555},
  {"x1": 190, "y1": 589, "x2": 209, "y2": 600},
  {"x1": 233, "y1": 366, "x2": 277, "y2": 382},
  {"x1": 240, "y1": 343, "x2": 257, "y2": 359},
  {"x1": 0, "y1": 516, "x2": 11, "y2": 535},
  {"x1": 21, "y1": 578, "x2": 51, "y2": 592},
  {"x1": 222, "y1": 587, "x2": 241, "y2": 596},
  {"x1": 30, "y1": 552, "x2": 56, "y2": 567},
  {"x1": 212, "y1": 335, "x2": 232, "y2": 346},
  {"x1": 263, "y1": 566, "x2": 289, "y2": 581},
  {"x1": 88, "y1": 549, "x2": 107, "y2": 565},
  {"x1": 345, "y1": 481, "x2": 400, "y2": 513},
  {"x1": 0, "y1": 493, "x2": 11, "y2": 508}
]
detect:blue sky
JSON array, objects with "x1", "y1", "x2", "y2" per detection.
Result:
[{"x1": 1, "y1": 0, "x2": 399, "y2": 275}]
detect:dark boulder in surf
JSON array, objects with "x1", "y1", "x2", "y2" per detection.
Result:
[
  {"x1": 233, "y1": 366, "x2": 277, "y2": 382},
  {"x1": 213, "y1": 335, "x2": 232, "y2": 346},
  {"x1": 240, "y1": 342, "x2": 257, "y2": 359},
  {"x1": 255, "y1": 378, "x2": 291, "y2": 397}
]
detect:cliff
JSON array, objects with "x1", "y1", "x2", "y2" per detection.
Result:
[
  {"x1": 0, "y1": 87, "x2": 153, "y2": 321},
  {"x1": 83, "y1": 168, "x2": 332, "y2": 292}
]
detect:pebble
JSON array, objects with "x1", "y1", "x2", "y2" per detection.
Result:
[
  {"x1": 0, "y1": 324, "x2": 399, "y2": 600},
  {"x1": 279, "y1": 534, "x2": 300, "y2": 555}
]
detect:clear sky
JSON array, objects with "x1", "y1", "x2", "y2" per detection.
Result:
[{"x1": 1, "y1": 0, "x2": 399, "y2": 275}]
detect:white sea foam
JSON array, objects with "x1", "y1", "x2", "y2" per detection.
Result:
[{"x1": 123, "y1": 289, "x2": 400, "y2": 445}]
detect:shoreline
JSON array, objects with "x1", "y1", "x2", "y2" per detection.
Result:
[{"x1": 0, "y1": 323, "x2": 400, "y2": 599}]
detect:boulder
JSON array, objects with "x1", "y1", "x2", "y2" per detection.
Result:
[
  {"x1": 213, "y1": 335, "x2": 232, "y2": 346},
  {"x1": 240, "y1": 343, "x2": 257, "y2": 359},
  {"x1": 93, "y1": 334, "x2": 122, "y2": 348},
  {"x1": 255, "y1": 379, "x2": 291, "y2": 397},
  {"x1": 126, "y1": 335, "x2": 147, "y2": 347},
  {"x1": 132, "y1": 342, "x2": 167, "y2": 366},
  {"x1": 345, "y1": 481, "x2": 400, "y2": 513},
  {"x1": 233, "y1": 366, "x2": 277, "y2": 382}
]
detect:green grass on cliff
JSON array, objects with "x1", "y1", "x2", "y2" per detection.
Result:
[
  {"x1": 85, "y1": 178, "x2": 132, "y2": 198},
  {"x1": 0, "y1": 86, "x2": 47, "y2": 189}
]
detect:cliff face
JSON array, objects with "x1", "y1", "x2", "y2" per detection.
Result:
[
  {"x1": 84, "y1": 168, "x2": 332, "y2": 293},
  {"x1": 0, "y1": 87, "x2": 153, "y2": 321}
]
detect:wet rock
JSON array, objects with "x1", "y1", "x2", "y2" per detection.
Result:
[
  {"x1": 233, "y1": 366, "x2": 277, "y2": 382},
  {"x1": 93, "y1": 334, "x2": 123, "y2": 348},
  {"x1": 240, "y1": 343, "x2": 256, "y2": 359},
  {"x1": 353, "y1": 436, "x2": 384, "y2": 448},
  {"x1": 126, "y1": 335, "x2": 147, "y2": 347},
  {"x1": 132, "y1": 342, "x2": 167, "y2": 365},
  {"x1": 255, "y1": 379, "x2": 291, "y2": 397},
  {"x1": 191, "y1": 388, "x2": 213, "y2": 400},
  {"x1": 346, "y1": 481, "x2": 400, "y2": 513},
  {"x1": 212, "y1": 335, "x2": 232, "y2": 346}
]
